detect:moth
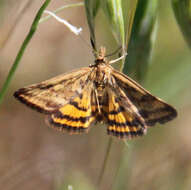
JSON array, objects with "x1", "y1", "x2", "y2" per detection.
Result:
[{"x1": 14, "y1": 47, "x2": 177, "y2": 139}]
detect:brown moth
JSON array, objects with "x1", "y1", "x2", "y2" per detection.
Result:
[{"x1": 14, "y1": 47, "x2": 177, "y2": 139}]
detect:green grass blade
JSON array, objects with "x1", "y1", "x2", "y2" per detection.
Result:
[
  {"x1": 172, "y1": 0, "x2": 191, "y2": 48},
  {"x1": 122, "y1": 0, "x2": 138, "y2": 49},
  {"x1": 123, "y1": 0, "x2": 158, "y2": 83},
  {"x1": 101, "y1": 0, "x2": 125, "y2": 46},
  {"x1": 84, "y1": 0, "x2": 101, "y2": 51}
]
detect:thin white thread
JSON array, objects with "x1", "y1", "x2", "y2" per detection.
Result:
[{"x1": 44, "y1": 10, "x2": 82, "y2": 35}]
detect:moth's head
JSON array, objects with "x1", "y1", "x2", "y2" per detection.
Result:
[
  {"x1": 98, "y1": 46, "x2": 106, "y2": 60},
  {"x1": 93, "y1": 46, "x2": 107, "y2": 66}
]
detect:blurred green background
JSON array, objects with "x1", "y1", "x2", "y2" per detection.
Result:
[{"x1": 0, "y1": 0, "x2": 191, "y2": 190}]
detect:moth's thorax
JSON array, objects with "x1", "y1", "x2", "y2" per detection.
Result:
[{"x1": 90, "y1": 59, "x2": 112, "y2": 87}]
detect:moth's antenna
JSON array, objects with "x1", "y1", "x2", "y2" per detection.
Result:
[
  {"x1": 90, "y1": 37, "x2": 96, "y2": 51},
  {"x1": 105, "y1": 46, "x2": 122, "y2": 58},
  {"x1": 78, "y1": 35, "x2": 95, "y2": 54}
]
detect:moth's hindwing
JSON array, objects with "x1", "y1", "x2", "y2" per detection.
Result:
[
  {"x1": 112, "y1": 70, "x2": 177, "y2": 126},
  {"x1": 47, "y1": 81, "x2": 96, "y2": 134},
  {"x1": 105, "y1": 87, "x2": 146, "y2": 139},
  {"x1": 14, "y1": 67, "x2": 91, "y2": 113}
]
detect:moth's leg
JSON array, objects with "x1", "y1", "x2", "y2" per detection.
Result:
[
  {"x1": 109, "y1": 53, "x2": 127, "y2": 65},
  {"x1": 94, "y1": 88, "x2": 101, "y2": 113}
]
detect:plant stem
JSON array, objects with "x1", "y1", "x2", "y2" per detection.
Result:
[
  {"x1": 39, "y1": 2, "x2": 84, "y2": 23},
  {"x1": 0, "y1": 0, "x2": 51, "y2": 105},
  {"x1": 97, "y1": 137, "x2": 113, "y2": 187}
]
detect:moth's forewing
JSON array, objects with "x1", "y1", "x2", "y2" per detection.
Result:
[
  {"x1": 14, "y1": 67, "x2": 91, "y2": 113},
  {"x1": 47, "y1": 81, "x2": 96, "y2": 134},
  {"x1": 112, "y1": 70, "x2": 177, "y2": 126}
]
